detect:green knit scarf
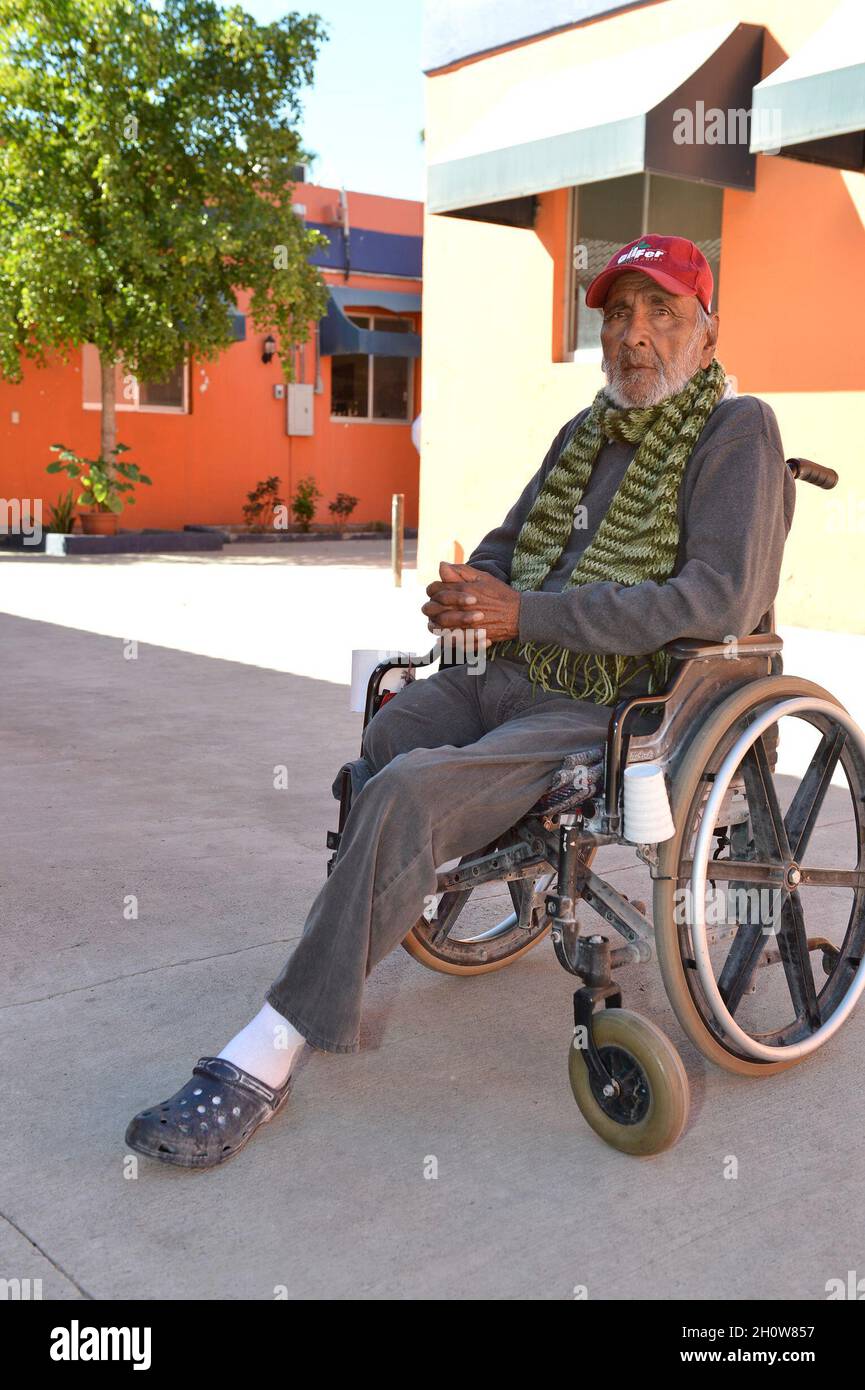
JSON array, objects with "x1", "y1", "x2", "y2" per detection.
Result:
[{"x1": 487, "y1": 357, "x2": 728, "y2": 704}]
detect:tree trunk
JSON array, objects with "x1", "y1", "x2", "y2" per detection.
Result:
[{"x1": 99, "y1": 350, "x2": 117, "y2": 471}]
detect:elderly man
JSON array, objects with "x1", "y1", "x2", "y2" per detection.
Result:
[{"x1": 126, "y1": 234, "x2": 795, "y2": 1168}]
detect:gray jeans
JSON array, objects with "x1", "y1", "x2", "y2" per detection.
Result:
[{"x1": 265, "y1": 656, "x2": 612, "y2": 1053}]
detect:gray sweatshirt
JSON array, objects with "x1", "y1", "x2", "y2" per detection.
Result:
[{"x1": 467, "y1": 392, "x2": 796, "y2": 696}]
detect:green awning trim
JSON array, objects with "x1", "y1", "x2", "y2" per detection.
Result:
[
  {"x1": 427, "y1": 21, "x2": 764, "y2": 214},
  {"x1": 750, "y1": 0, "x2": 865, "y2": 169}
]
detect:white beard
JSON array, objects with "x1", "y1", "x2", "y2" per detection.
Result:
[
  {"x1": 603, "y1": 366, "x2": 693, "y2": 408},
  {"x1": 602, "y1": 321, "x2": 709, "y2": 408}
]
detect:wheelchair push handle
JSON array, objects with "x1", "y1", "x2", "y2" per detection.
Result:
[{"x1": 787, "y1": 457, "x2": 838, "y2": 490}]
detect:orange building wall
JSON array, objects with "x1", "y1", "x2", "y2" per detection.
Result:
[{"x1": 0, "y1": 184, "x2": 423, "y2": 531}]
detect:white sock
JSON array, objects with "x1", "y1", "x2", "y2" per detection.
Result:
[{"x1": 217, "y1": 1002, "x2": 306, "y2": 1089}]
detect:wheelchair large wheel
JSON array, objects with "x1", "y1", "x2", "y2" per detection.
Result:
[
  {"x1": 402, "y1": 835, "x2": 598, "y2": 976},
  {"x1": 654, "y1": 675, "x2": 865, "y2": 1076}
]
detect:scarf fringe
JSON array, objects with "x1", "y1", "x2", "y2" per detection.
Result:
[{"x1": 488, "y1": 638, "x2": 672, "y2": 705}]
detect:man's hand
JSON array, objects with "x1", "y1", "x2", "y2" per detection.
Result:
[{"x1": 421, "y1": 561, "x2": 521, "y2": 643}]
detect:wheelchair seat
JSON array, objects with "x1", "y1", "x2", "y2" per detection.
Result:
[{"x1": 528, "y1": 744, "x2": 606, "y2": 817}]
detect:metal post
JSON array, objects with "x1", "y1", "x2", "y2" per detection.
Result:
[{"x1": 391, "y1": 492, "x2": 404, "y2": 588}]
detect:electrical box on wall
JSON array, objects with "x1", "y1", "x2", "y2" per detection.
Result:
[{"x1": 286, "y1": 383, "x2": 314, "y2": 436}]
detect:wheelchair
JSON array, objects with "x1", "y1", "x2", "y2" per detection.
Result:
[{"x1": 327, "y1": 458, "x2": 865, "y2": 1156}]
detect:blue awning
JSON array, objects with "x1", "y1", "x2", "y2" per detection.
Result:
[
  {"x1": 319, "y1": 289, "x2": 421, "y2": 358},
  {"x1": 307, "y1": 224, "x2": 423, "y2": 277},
  {"x1": 331, "y1": 287, "x2": 422, "y2": 314}
]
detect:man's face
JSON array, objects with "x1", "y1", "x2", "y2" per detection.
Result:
[{"x1": 599, "y1": 271, "x2": 718, "y2": 408}]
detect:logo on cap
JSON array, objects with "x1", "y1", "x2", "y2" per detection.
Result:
[{"x1": 616, "y1": 241, "x2": 666, "y2": 265}]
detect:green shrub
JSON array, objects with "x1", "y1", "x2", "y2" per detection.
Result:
[
  {"x1": 243, "y1": 476, "x2": 285, "y2": 532},
  {"x1": 291, "y1": 475, "x2": 322, "y2": 532},
  {"x1": 328, "y1": 492, "x2": 359, "y2": 533},
  {"x1": 46, "y1": 488, "x2": 77, "y2": 533}
]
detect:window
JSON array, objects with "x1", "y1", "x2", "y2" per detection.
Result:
[
  {"x1": 568, "y1": 173, "x2": 722, "y2": 353},
  {"x1": 81, "y1": 344, "x2": 189, "y2": 413},
  {"x1": 330, "y1": 316, "x2": 413, "y2": 422}
]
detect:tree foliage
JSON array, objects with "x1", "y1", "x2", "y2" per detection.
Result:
[{"x1": 0, "y1": 0, "x2": 331, "y2": 391}]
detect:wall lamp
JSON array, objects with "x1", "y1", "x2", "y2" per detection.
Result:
[{"x1": 261, "y1": 334, "x2": 277, "y2": 364}]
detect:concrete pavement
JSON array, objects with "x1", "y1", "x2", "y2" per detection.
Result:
[{"x1": 2, "y1": 545, "x2": 864, "y2": 1300}]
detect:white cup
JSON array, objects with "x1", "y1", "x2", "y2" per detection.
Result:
[
  {"x1": 350, "y1": 649, "x2": 413, "y2": 712},
  {"x1": 350, "y1": 649, "x2": 387, "y2": 713},
  {"x1": 623, "y1": 763, "x2": 675, "y2": 843}
]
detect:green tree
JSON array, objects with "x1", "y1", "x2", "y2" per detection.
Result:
[{"x1": 0, "y1": 0, "x2": 331, "y2": 468}]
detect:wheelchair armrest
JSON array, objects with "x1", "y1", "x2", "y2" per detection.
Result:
[
  {"x1": 603, "y1": 632, "x2": 783, "y2": 826},
  {"x1": 663, "y1": 633, "x2": 783, "y2": 660},
  {"x1": 361, "y1": 643, "x2": 441, "y2": 730}
]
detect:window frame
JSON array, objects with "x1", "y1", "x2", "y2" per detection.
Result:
[
  {"x1": 81, "y1": 345, "x2": 190, "y2": 415},
  {"x1": 329, "y1": 314, "x2": 415, "y2": 425},
  {"x1": 563, "y1": 174, "x2": 723, "y2": 360}
]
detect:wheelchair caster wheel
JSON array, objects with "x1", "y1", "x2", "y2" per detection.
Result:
[{"x1": 568, "y1": 1008, "x2": 690, "y2": 1156}]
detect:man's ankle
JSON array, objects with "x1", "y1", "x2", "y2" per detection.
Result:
[{"x1": 217, "y1": 1002, "x2": 306, "y2": 1089}]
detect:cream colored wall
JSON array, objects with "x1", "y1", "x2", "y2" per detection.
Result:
[
  {"x1": 419, "y1": 0, "x2": 865, "y2": 635},
  {"x1": 417, "y1": 209, "x2": 606, "y2": 568},
  {"x1": 758, "y1": 393, "x2": 865, "y2": 632},
  {"x1": 424, "y1": 0, "x2": 822, "y2": 162}
]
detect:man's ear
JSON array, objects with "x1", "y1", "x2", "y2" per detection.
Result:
[{"x1": 701, "y1": 312, "x2": 720, "y2": 368}]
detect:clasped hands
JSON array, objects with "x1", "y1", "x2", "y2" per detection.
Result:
[{"x1": 421, "y1": 561, "x2": 521, "y2": 645}]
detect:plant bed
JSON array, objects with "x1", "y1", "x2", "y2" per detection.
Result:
[
  {"x1": 207, "y1": 525, "x2": 418, "y2": 544},
  {"x1": 0, "y1": 531, "x2": 47, "y2": 552},
  {"x1": 45, "y1": 530, "x2": 224, "y2": 556}
]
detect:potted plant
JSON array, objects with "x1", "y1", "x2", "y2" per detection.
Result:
[
  {"x1": 328, "y1": 491, "x2": 359, "y2": 539},
  {"x1": 47, "y1": 443, "x2": 152, "y2": 535},
  {"x1": 291, "y1": 475, "x2": 322, "y2": 533}
]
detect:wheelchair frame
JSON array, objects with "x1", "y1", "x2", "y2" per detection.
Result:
[{"x1": 326, "y1": 457, "x2": 865, "y2": 1154}]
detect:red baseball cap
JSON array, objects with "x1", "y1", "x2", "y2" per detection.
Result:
[{"x1": 585, "y1": 234, "x2": 714, "y2": 313}]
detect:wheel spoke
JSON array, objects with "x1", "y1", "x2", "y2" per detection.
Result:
[
  {"x1": 686, "y1": 858, "x2": 783, "y2": 883},
  {"x1": 686, "y1": 859, "x2": 865, "y2": 889},
  {"x1": 774, "y1": 889, "x2": 821, "y2": 1030},
  {"x1": 717, "y1": 920, "x2": 766, "y2": 1015},
  {"x1": 507, "y1": 877, "x2": 535, "y2": 928},
  {"x1": 741, "y1": 733, "x2": 791, "y2": 862},
  {"x1": 714, "y1": 816, "x2": 776, "y2": 1015},
  {"x1": 784, "y1": 727, "x2": 847, "y2": 860},
  {"x1": 798, "y1": 866, "x2": 865, "y2": 889},
  {"x1": 427, "y1": 889, "x2": 472, "y2": 946}
]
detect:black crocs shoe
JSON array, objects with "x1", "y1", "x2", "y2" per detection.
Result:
[{"x1": 125, "y1": 1057, "x2": 293, "y2": 1169}]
